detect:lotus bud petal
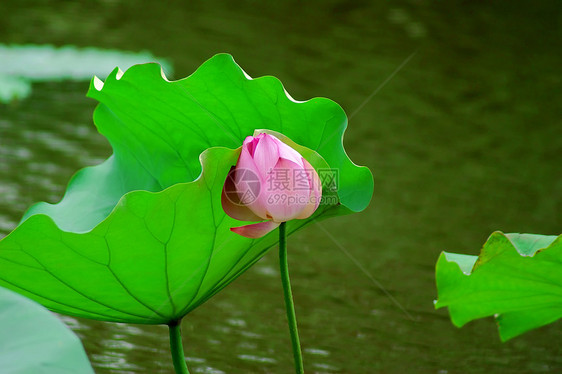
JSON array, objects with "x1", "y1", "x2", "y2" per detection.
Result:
[{"x1": 222, "y1": 133, "x2": 322, "y2": 238}]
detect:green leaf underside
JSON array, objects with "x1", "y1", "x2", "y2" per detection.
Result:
[
  {"x1": 0, "y1": 54, "x2": 371, "y2": 324},
  {"x1": 0, "y1": 286, "x2": 93, "y2": 373},
  {"x1": 435, "y1": 231, "x2": 562, "y2": 341}
]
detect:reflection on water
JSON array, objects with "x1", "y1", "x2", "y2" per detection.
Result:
[{"x1": 1, "y1": 0, "x2": 562, "y2": 373}]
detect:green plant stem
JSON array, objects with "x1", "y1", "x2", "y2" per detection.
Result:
[
  {"x1": 279, "y1": 222, "x2": 305, "y2": 374},
  {"x1": 168, "y1": 320, "x2": 190, "y2": 374}
]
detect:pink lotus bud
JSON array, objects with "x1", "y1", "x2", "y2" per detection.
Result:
[{"x1": 222, "y1": 133, "x2": 322, "y2": 238}]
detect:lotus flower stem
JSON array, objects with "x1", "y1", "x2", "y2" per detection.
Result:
[
  {"x1": 168, "y1": 320, "x2": 191, "y2": 374},
  {"x1": 279, "y1": 222, "x2": 305, "y2": 373}
]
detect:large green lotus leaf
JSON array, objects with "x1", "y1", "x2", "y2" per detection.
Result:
[
  {"x1": 0, "y1": 146, "x2": 334, "y2": 324},
  {"x1": 0, "y1": 286, "x2": 94, "y2": 373},
  {"x1": 23, "y1": 53, "x2": 372, "y2": 232},
  {"x1": 435, "y1": 231, "x2": 562, "y2": 341},
  {"x1": 0, "y1": 54, "x2": 372, "y2": 323}
]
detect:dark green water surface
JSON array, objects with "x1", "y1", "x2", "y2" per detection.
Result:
[{"x1": 1, "y1": 1, "x2": 561, "y2": 373}]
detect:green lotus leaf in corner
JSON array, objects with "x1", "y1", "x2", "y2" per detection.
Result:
[
  {"x1": 0, "y1": 53, "x2": 373, "y2": 324},
  {"x1": 0, "y1": 286, "x2": 94, "y2": 373},
  {"x1": 435, "y1": 231, "x2": 562, "y2": 341}
]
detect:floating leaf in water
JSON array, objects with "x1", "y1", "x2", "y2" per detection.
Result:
[
  {"x1": 0, "y1": 74, "x2": 32, "y2": 103},
  {"x1": 435, "y1": 231, "x2": 562, "y2": 341},
  {"x1": 0, "y1": 53, "x2": 373, "y2": 324},
  {"x1": 0, "y1": 286, "x2": 94, "y2": 373},
  {"x1": 0, "y1": 44, "x2": 172, "y2": 103}
]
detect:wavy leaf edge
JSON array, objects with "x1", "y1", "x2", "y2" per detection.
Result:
[
  {"x1": 18, "y1": 53, "x2": 372, "y2": 235},
  {"x1": 87, "y1": 53, "x2": 372, "y2": 208},
  {"x1": 435, "y1": 231, "x2": 562, "y2": 341},
  {"x1": 17, "y1": 131, "x2": 338, "y2": 238},
  {"x1": 19, "y1": 146, "x2": 237, "y2": 235},
  {"x1": 438, "y1": 231, "x2": 561, "y2": 278}
]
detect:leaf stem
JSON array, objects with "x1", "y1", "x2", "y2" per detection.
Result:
[
  {"x1": 279, "y1": 221, "x2": 305, "y2": 373},
  {"x1": 168, "y1": 320, "x2": 191, "y2": 374}
]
